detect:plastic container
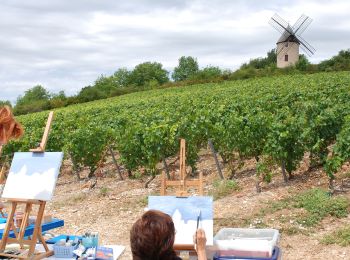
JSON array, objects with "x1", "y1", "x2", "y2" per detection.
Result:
[
  {"x1": 53, "y1": 243, "x2": 78, "y2": 258},
  {"x1": 213, "y1": 246, "x2": 281, "y2": 260},
  {"x1": 46, "y1": 235, "x2": 82, "y2": 244},
  {"x1": 214, "y1": 228, "x2": 279, "y2": 258}
]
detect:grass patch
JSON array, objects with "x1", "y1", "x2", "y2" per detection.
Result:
[
  {"x1": 294, "y1": 188, "x2": 348, "y2": 227},
  {"x1": 99, "y1": 187, "x2": 110, "y2": 197},
  {"x1": 260, "y1": 198, "x2": 293, "y2": 215},
  {"x1": 257, "y1": 188, "x2": 349, "y2": 233},
  {"x1": 210, "y1": 179, "x2": 239, "y2": 200},
  {"x1": 261, "y1": 189, "x2": 348, "y2": 227},
  {"x1": 138, "y1": 196, "x2": 149, "y2": 207},
  {"x1": 321, "y1": 226, "x2": 350, "y2": 246}
]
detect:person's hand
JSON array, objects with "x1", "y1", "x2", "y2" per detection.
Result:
[{"x1": 193, "y1": 228, "x2": 207, "y2": 258}]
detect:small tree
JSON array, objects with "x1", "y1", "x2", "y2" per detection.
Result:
[
  {"x1": 172, "y1": 56, "x2": 199, "y2": 81},
  {"x1": 296, "y1": 54, "x2": 310, "y2": 71},
  {"x1": 112, "y1": 68, "x2": 131, "y2": 88},
  {"x1": 15, "y1": 85, "x2": 50, "y2": 106},
  {"x1": 14, "y1": 85, "x2": 51, "y2": 114},
  {"x1": 129, "y1": 62, "x2": 169, "y2": 87}
]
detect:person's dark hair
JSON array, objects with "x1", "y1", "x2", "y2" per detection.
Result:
[{"x1": 130, "y1": 210, "x2": 178, "y2": 260}]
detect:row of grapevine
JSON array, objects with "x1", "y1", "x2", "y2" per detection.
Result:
[{"x1": 2, "y1": 71, "x2": 350, "y2": 191}]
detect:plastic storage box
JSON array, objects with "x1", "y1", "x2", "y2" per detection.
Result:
[
  {"x1": 53, "y1": 243, "x2": 78, "y2": 258},
  {"x1": 214, "y1": 228, "x2": 279, "y2": 258},
  {"x1": 213, "y1": 246, "x2": 281, "y2": 260}
]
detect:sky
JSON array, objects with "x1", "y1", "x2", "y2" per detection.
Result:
[{"x1": 1, "y1": 0, "x2": 349, "y2": 103}]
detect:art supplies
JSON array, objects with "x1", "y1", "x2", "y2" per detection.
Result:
[
  {"x1": 95, "y1": 246, "x2": 114, "y2": 260},
  {"x1": 0, "y1": 111, "x2": 62, "y2": 259},
  {"x1": 196, "y1": 209, "x2": 201, "y2": 230},
  {"x1": 148, "y1": 196, "x2": 213, "y2": 246},
  {"x1": 82, "y1": 232, "x2": 99, "y2": 248},
  {"x1": 214, "y1": 228, "x2": 280, "y2": 258},
  {"x1": 73, "y1": 244, "x2": 86, "y2": 257}
]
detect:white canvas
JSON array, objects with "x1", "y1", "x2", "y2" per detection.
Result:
[
  {"x1": 2, "y1": 152, "x2": 63, "y2": 201},
  {"x1": 148, "y1": 196, "x2": 213, "y2": 246}
]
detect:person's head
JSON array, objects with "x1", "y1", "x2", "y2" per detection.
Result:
[
  {"x1": 130, "y1": 210, "x2": 177, "y2": 260},
  {"x1": 0, "y1": 106, "x2": 23, "y2": 145}
]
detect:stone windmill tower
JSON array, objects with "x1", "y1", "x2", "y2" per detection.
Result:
[{"x1": 269, "y1": 14, "x2": 315, "y2": 68}]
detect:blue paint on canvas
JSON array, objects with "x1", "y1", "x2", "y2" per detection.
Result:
[{"x1": 148, "y1": 196, "x2": 213, "y2": 222}]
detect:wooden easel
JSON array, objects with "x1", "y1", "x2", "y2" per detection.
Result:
[
  {"x1": 0, "y1": 111, "x2": 54, "y2": 259},
  {"x1": 160, "y1": 138, "x2": 204, "y2": 197}
]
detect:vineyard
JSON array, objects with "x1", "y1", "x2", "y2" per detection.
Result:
[{"x1": 2, "y1": 71, "x2": 350, "y2": 192}]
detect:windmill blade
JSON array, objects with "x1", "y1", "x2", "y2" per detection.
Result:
[
  {"x1": 269, "y1": 20, "x2": 286, "y2": 34},
  {"x1": 295, "y1": 34, "x2": 316, "y2": 56},
  {"x1": 292, "y1": 14, "x2": 307, "y2": 32},
  {"x1": 293, "y1": 15, "x2": 312, "y2": 36},
  {"x1": 300, "y1": 45, "x2": 314, "y2": 57},
  {"x1": 269, "y1": 13, "x2": 293, "y2": 34}
]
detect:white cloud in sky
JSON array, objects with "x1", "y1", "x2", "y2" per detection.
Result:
[{"x1": 0, "y1": 0, "x2": 349, "y2": 103}]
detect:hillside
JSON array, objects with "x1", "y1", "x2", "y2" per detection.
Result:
[
  {"x1": 2, "y1": 71, "x2": 350, "y2": 259},
  {"x1": 3, "y1": 71, "x2": 350, "y2": 186}
]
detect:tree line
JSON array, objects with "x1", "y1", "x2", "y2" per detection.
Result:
[{"x1": 1, "y1": 49, "x2": 349, "y2": 115}]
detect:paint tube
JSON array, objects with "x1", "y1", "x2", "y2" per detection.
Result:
[{"x1": 73, "y1": 244, "x2": 86, "y2": 257}]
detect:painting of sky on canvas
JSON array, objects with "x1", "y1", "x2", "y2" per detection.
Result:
[
  {"x1": 148, "y1": 196, "x2": 213, "y2": 245},
  {"x1": 2, "y1": 152, "x2": 63, "y2": 201}
]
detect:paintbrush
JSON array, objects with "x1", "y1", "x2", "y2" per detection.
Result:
[
  {"x1": 196, "y1": 209, "x2": 201, "y2": 230},
  {"x1": 195, "y1": 209, "x2": 201, "y2": 246}
]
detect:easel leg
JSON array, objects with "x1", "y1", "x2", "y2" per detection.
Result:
[
  {"x1": 161, "y1": 172, "x2": 166, "y2": 195},
  {"x1": 28, "y1": 201, "x2": 46, "y2": 257},
  {"x1": 18, "y1": 203, "x2": 32, "y2": 248},
  {"x1": 0, "y1": 202, "x2": 17, "y2": 251}
]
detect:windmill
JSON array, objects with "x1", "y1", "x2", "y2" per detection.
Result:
[{"x1": 269, "y1": 13, "x2": 315, "y2": 68}]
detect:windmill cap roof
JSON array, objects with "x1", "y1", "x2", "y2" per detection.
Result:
[{"x1": 276, "y1": 25, "x2": 300, "y2": 44}]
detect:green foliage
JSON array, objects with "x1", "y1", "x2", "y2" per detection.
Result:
[
  {"x1": 0, "y1": 100, "x2": 12, "y2": 107},
  {"x1": 16, "y1": 85, "x2": 50, "y2": 105},
  {"x1": 321, "y1": 225, "x2": 350, "y2": 246},
  {"x1": 112, "y1": 68, "x2": 131, "y2": 88},
  {"x1": 294, "y1": 189, "x2": 349, "y2": 226},
  {"x1": 325, "y1": 115, "x2": 350, "y2": 178},
  {"x1": 129, "y1": 62, "x2": 169, "y2": 87},
  {"x1": 260, "y1": 189, "x2": 349, "y2": 228},
  {"x1": 191, "y1": 66, "x2": 222, "y2": 80},
  {"x1": 66, "y1": 125, "x2": 113, "y2": 177},
  {"x1": 50, "y1": 91, "x2": 67, "y2": 109},
  {"x1": 211, "y1": 179, "x2": 239, "y2": 200},
  {"x1": 318, "y1": 49, "x2": 350, "y2": 71},
  {"x1": 264, "y1": 108, "x2": 305, "y2": 175},
  {"x1": 6, "y1": 72, "x2": 350, "y2": 183},
  {"x1": 14, "y1": 85, "x2": 51, "y2": 114},
  {"x1": 13, "y1": 86, "x2": 69, "y2": 115},
  {"x1": 295, "y1": 54, "x2": 310, "y2": 71},
  {"x1": 172, "y1": 56, "x2": 199, "y2": 81},
  {"x1": 240, "y1": 49, "x2": 276, "y2": 69}
]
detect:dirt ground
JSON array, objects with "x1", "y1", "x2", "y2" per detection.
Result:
[{"x1": 8, "y1": 151, "x2": 350, "y2": 260}]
